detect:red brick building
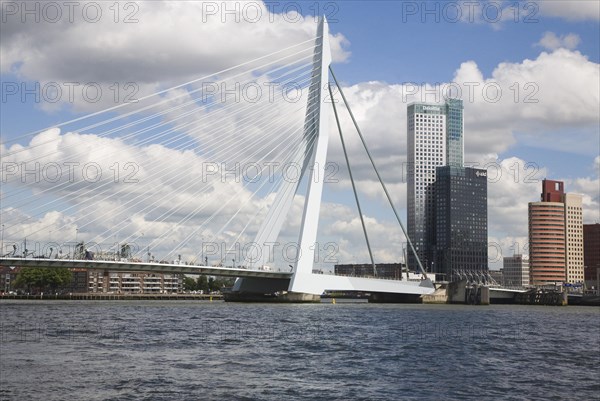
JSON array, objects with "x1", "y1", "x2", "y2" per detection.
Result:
[
  {"x1": 583, "y1": 223, "x2": 600, "y2": 290},
  {"x1": 541, "y1": 179, "x2": 565, "y2": 202},
  {"x1": 0, "y1": 265, "x2": 21, "y2": 293}
]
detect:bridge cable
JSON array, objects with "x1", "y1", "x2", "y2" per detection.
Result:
[
  {"x1": 146, "y1": 84, "x2": 323, "y2": 256},
  {"x1": 327, "y1": 83, "x2": 377, "y2": 277},
  {"x1": 1, "y1": 36, "x2": 320, "y2": 146},
  {"x1": 3, "y1": 69, "x2": 316, "y2": 240},
  {"x1": 0, "y1": 51, "x2": 317, "y2": 166},
  {"x1": 2, "y1": 69, "x2": 316, "y2": 227},
  {"x1": 184, "y1": 89, "x2": 324, "y2": 263},
  {"x1": 329, "y1": 66, "x2": 429, "y2": 280},
  {"x1": 2, "y1": 47, "x2": 321, "y2": 261}
]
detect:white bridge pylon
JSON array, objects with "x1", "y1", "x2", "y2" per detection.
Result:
[{"x1": 234, "y1": 17, "x2": 435, "y2": 297}]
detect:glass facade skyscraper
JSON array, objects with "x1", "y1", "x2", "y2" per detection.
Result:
[
  {"x1": 406, "y1": 99, "x2": 464, "y2": 271},
  {"x1": 433, "y1": 166, "x2": 488, "y2": 280},
  {"x1": 444, "y1": 98, "x2": 464, "y2": 167}
]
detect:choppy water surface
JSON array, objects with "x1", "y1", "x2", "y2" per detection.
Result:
[{"x1": 0, "y1": 301, "x2": 598, "y2": 400}]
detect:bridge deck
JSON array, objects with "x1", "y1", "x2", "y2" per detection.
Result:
[
  {"x1": 0, "y1": 257, "x2": 292, "y2": 280},
  {"x1": 0, "y1": 257, "x2": 437, "y2": 295}
]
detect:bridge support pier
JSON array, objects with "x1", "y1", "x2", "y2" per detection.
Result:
[
  {"x1": 368, "y1": 292, "x2": 423, "y2": 303},
  {"x1": 225, "y1": 277, "x2": 321, "y2": 302},
  {"x1": 447, "y1": 280, "x2": 467, "y2": 304},
  {"x1": 480, "y1": 286, "x2": 490, "y2": 305},
  {"x1": 224, "y1": 287, "x2": 320, "y2": 303},
  {"x1": 280, "y1": 292, "x2": 321, "y2": 302}
]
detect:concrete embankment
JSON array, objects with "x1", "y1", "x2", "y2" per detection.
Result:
[
  {"x1": 515, "y1": 289, "x2": 567, "y2": 306},
  {"x1": 422, "y1": 281, "x2": 490, "y2": 305},
  {"x1": 0, "y1": 293, "x2": 223, "y2": 301}
]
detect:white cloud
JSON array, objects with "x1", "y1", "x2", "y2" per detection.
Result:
[
  {"x1": 536, "y1": 32, "x2": 581, "y2": 51},
  {"x1": 318, "y1": 203, "x2": 406, "y2": 266},
  {"x1": 0, "y1": 128, "x2": 275, "y2": 260},
  {"x1": 485, "y1": 156, "x2": 548, "y2": 238},
  {"x1": 538, "y1": 0, "x2": 600, "y2": 21},
  {"x1": 567, "y1": 176, "x2": 600, "y2": 224},
  {"x1": 326, "y1": 48, "x2": 599, "y2": 173},
  {"x1": 0, "y1": 1, "x2": 350, "y2": 111},
  {"x1": 488, "y1": 234, "x2": 529, "y2": 269}
]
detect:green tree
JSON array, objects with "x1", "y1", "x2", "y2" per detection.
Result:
[
  {"x1": 14, "y1": 267, "x2": 72, "y2": 293},
  {"x1": 196, "y1": 275, "x2": 209, "y2": 293},
  {"x1": 183, "y1": 276, "x2": 198, "y2": 291},
  {"x1": 44, "y1": 267, "x2": 72, "y2": 292},
  {"x1": 207, "y1": 276, "x2": 235, "y2": 292},
  {"x1": 13, "y1": 267, "x2": 44, "y2": 290}
]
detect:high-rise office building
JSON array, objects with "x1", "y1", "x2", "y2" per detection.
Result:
[
  {"x1": 432, "y1": 166, "x2": 488, "y2": 280},
  {"x1": 583, "y1": 223, "x2": 600, "y2": 290},
  {"x1": 528, "y1": 201, "x2": 566, "y2": 285},
  {"x1": 503, "y1": 254, "x2": 530, "y2": 287},
  {"x1": 444, "y1": 98, "x2": 464, "y2": 168},
  {"x1": 528, "y1": 179, "x2": 584, "y2": 286},
  {"x1": 564, "y1": 193, "x2": 584, "y2": 283},
  {"x1": 407, "y1": 99, "x2": 463, "y2": 270}
]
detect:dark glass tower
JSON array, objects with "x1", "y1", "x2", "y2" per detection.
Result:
[{"x1": 432, "y1": 166, "x2": 488, "y2": 281}]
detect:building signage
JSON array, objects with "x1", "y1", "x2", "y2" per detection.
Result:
[
  {"x1": 422, "y1": 105, "x2": 441, "y2": 112},
  {"x1": 475, "y1": 170, "x2": 487, "y2": 178}
]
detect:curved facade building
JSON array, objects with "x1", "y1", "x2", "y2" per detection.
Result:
[{"x1": 528, "y1": 202, "x2": 566, "y2": 285}]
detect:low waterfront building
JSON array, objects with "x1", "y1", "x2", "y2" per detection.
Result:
[
  {"x1": 489, "y1": 269, "x2": 503, "y2": 285},
  {"x1": 88, "y1": 271, "x2": 183, "y2": 294},
  {"x1": 334, "y1": 263, "x2": 405, "y2": 279},
  {"x1": 0, "y1": 266, "x2": 21, "y2": 293},
  {"x1": 502, "y1": 255, "x2": 529, "y2": 288},
  {"x1": 68, "y1": 268, "x2": 89, "y2": 293},
  {"x1": 333, "y1": 263, "x2": 437, "y2": 283}
]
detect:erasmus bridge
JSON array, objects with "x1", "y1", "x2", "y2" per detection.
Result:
[{"x1": 0, "y1": 18, "x2": 436, "y2": 301}]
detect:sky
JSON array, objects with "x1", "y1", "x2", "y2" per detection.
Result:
[{"x1": 1, "y1": 0, "x2": 599, "y2": 271}]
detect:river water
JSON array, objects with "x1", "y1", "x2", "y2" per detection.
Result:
[{"x1": 0, "y1": 300, "x2": 598, "y2": 400}]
